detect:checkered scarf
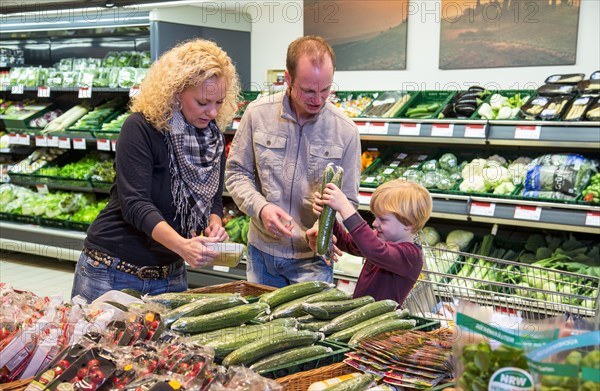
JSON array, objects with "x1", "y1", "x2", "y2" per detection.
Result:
[{"x1": 165, "y1": 111, "x2": 224, "y2": 238}]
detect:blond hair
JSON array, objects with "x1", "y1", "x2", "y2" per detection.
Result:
[
  {"x1": 286, "y1": 35, "x2": 336, "y2": 82},
  {"x1": 130, "y1": 38, "x2": 241, "y2": 131},
  {"x1": 370, "y1": 180, "x2": 432, "y2": 233}
]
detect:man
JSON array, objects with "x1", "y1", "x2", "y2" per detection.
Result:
[{"x1": 225, "y1": 35, "x2": 361, "y2": 287}]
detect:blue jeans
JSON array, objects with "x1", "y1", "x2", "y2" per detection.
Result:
[
  {"x1": 71, "y1": 252, "x2": 188, "y2": 303},
  {"x1": 246, "y1": 244, "x2": 333, "y2": 288}
]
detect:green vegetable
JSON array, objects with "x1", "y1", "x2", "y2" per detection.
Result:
[
  {"x1": 322, "y1": 374, "x2": 374, "y2": 390},
  {"x1": 249, "y1": 345, "x2": 331, "y2": 373},
  {"x1": 162, "y1": 295, "x2": 247, "y2": 326},
  {"x1": 302, "y1": 296, "x2": 375, "y2": 320},
  {"x1": 348, "y1": 318, "x2": 417, "y2": 346},
  {"x1": 270, "y1": 288, "x2": 350, "y2": 319},
  {"x1": 326, "y1": 309, "x2": 409, "y2": 343},
  {"x1": 320, "y1": 299, "x2": 398, "y2": 335},
  {"x1": 258, "y1": 281, "x2": 331, "y2": 308},
  {"x1": 420, "y1": 226, "x2": 441, "y2": 246},
  {"x1": 446, "y1": 229, "x2": 474, "y2": 251},
  {"x1": 317, "y1": 164, "x2": 343, "y2": 256},
  {"x1": 170, "y1": 302, "x2": 268, "y2": 334}
]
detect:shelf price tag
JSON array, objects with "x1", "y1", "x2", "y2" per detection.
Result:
[
  {"x1": 8, "y1": 133, "x2": 18, "y2": 145},
  {"x1": 514, "y1": 125, "x2": 541, "y2": 140},
  {"x1": 231, "y1": 118, "x2": 241, "y2": 130},
  {"x1": 72, "y1": 138, "x2": 86, "y2": 150},
  {"x1": 58, "y1": 137, "x2": 71, "y2": 149},
  {"x1": 354, "y1": 121, "x2": 370, "y2": 134},
  {"x1": 35, "y1": 184, "x2": 49, "y2": 195},
  {"x1": 47, "y1": 136, "x2": 59, "y2": 147},
  {"x1": 370, "y1": 122, "x2": 389, "y2": 135},
  {"x1": 11, "y1": 85, "x2": 24, "y2": 94},
  {"x1": 78, "y1": 87, "x2": 92, "y2": 99},
  {"x1": 514, "y1": 205, "x2": 542, "y2": 221},
  {"x1": 470, "y1": 201, "x2": 496, "y2": 217},
  {"x1": 37, "y1": 86, "x2": 50, "y2": 98},
  {"x1": 129, "y1": 86, "x2": 141, "y2": 98},
  {"x1": 464, "y1": 124, "x2": 486, "y2": 138},
  {"x1": 17, "y1": 134, "x2": 30, "y2": 145},
  {"x1": 431, "y1": 123, "x2": 454, "y2": 137},
  {"x1": 111, "y1": 139, "x2": 117, "y2": 151},
  {"x1": 213, "y1": 265, "x2": 230, "y2": 273},
  {"x1": 35, "y1": 135, "x2": 48, "y2": 147},
  {"x1": 585, "y1": 212, "x2": 600, "y2": 227},
  {"x1": 358, "y1": 192, "x2": 372, "y2": 205},
  {"x1": 399, "y1": 123, "x2": 421, "y2": 136},
  {"x1": 96, "y1": 139, "x2": 111, "y2": 151}
]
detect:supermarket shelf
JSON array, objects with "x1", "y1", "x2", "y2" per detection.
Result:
[{"x1": 0, "y1": 86, "x2": 131, "y2": 93}]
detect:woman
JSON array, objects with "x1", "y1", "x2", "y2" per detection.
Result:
[{"x1": 71, "y1": 39, "x2": 241, "y2": 302}]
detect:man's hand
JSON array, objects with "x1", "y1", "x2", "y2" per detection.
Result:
[
  {"x1": 260, "y1": 203, "x2": 294, "y2": 238},
  {"x1": 305, "y1": 222, "x2": 342, "y2": 266}
]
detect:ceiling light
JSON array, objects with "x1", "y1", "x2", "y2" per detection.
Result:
[{"x1": 105, "y1": 0, "x2": 115, "y2": 7}]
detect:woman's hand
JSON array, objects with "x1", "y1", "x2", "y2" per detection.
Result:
[
  {"x1": 204, "y1": 214, "x2": 228, "y2": 241},
  {"x1": 177, "y1": 236, "x2": 219, "y2": 268}
]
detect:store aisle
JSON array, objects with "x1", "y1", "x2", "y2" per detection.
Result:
[{"x1": 0, "y1": 251, "x2": 75, "y2": 299}]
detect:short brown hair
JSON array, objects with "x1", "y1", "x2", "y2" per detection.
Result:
[
  {"x1": 370, "y1": 180, "x2": 433, "y2": 233},
  {"x1": 286, "y1": 35, "x2": 336, "y2": 81}
]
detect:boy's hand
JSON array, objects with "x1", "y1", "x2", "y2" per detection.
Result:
[{"x1": 322, "y1": 183, "x2": 356, "y2": 219}]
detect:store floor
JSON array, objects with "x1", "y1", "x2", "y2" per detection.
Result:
[{"x1": 0, "y1": 250, "x2": 75, "y2": 299}]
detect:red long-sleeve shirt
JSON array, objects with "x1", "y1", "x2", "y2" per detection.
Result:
[{"x1": 333, "y1": 213, "x2": 423, "y2": 305}]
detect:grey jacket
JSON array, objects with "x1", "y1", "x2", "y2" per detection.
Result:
[{"x1": 225, "y1": 91, "x2": 361, "y2": 259}]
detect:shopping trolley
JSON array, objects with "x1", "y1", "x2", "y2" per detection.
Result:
[{"x1": 402, "y1": 245, "x2": 600, "y2": 323}]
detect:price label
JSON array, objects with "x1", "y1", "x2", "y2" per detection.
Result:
[
  {"x1": 35, "y1": 184, "x2": 49, "y2": 195},
  {"x1": 111, "y1": 139, "x2": 117, "y2": 151},
  {"x1": 355, "y1": 121, "x2": 370, "y2": 134},
  {"x1": 464, "y1": 124, "x2": 486, "y2": 138},
  {"x1": 37, "y1": 86, "x2": 50, "y2": 98},
  {"x1": 8, "y1": 133, "x2": 18, "y2": 145},
  {"x1": 213, "y1": 266, "x2": 230, "y2": 273},
  {"x1": 370, "y1": 122, "x2": 389, "y2": 135},
  {"x1": 96, "y1": 139, "x2": 111, "y2": 151},
  {"x1": 431, "y1": 123, "x2": 454, "y2": 137},
  {"x1": 129, "y1": 86, "x2": 141, "y2": 98},
  {"x1": 72, "y1": 138, "x2": 86, "y2": 150},
  {"x1": 514, "y1": 205, "x2": 542, "y2": 221},
  {"x1": 470, "y1": 202, "x2": 496, "y2": 217},
  {"x1": 35, "y1": 135, "x2": 48, "y2": 147},
  {"x1": 58, "y1": 137, "x2": 71, "y2": 149},
  {"x1": 11, "y1": 84, "x2": 24, "y2": 94},
  {"x1": 17, "y1": 134, "x2": 30, "y2": 145},
  {"x1": 47, "y1": 136, "x2": 59, "y2": 147},
  {"x1": 585, "y1": 212, "x2": 600, "y2": 227},
  {"x1": 232, "y1": 119, "x2": 241, "y2": 130},
  {"x1": 514, "y1": 125, "x2": 541, "y2": 140},
  {"x1": 399, "y1": 123, "x2": 421, "y2": 136},
  {"x1": 78, "y1": 87, "x2": 92, "y2": 99},
  {"x1": 358, "y1": 192, "x2": 371, "y2": 205}
]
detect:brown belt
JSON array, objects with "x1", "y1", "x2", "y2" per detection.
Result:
[{"x1": 83, "y1": 247, "x2": 183, "y2": 280}]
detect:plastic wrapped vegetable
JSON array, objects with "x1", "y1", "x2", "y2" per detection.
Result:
[{"x1": 524, "y1": 154, "x2": 597, "y2": 197}]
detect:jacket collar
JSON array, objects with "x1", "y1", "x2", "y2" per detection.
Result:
[{"x1": 280, "y1": 89, "x2": 327, "y2": 125}]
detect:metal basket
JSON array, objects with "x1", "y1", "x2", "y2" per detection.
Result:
[{"x1": 403, "y1": 246, "x2": 600, "y2": 321}]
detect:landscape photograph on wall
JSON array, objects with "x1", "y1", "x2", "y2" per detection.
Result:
[
  {"x1": 440, "y1": 0, "x2": 580, "y2": 69},
  {"x1": 304, "y1": 0, "x2": 409, "y2": 71}
]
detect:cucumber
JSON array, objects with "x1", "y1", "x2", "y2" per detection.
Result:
[
  {"x1": 120, "y1": 288, "x2": 142, "y2": 299},
  {"x1": 298, "y1": 320, "x2": 330, "y2": 332},
  {"x1": 250, "y1": 345, "x2": 331, "y2": 373},
  {"x1": 222, "y1": 329, "x2": 321, "y2": 367},
  {"x1": 258, "y1": 281, "x2": 332, "y2": 308},
  {"x1": 320, "y1": 299, "x2": 398, "y2": 335},
  {"x1": 348, "y1": 318, "x2": 417, "y2": 347},
  {"x1": 317, "y1": 165, "x2": 344, "y2": 256},
  {"x1": 145, "y1": 292, "x2": 233, "y2": 309},
  {"x1": 170, "y1": 302, "x2": 268, "y2": 334},
  {"x1": 326, "y1": 309, "x2": 409, "y2": 343},
  {"x1": 190, "y1": 317, "x2": 298, "y2": 344},
  {"x1": 302, "y1": 296, "x2": 375, "y2": 320},
  {"x1": 202, "y1": 322, "x2": 296, "y2": 359},
  {"x1": 162, "y1": 295, "x2": 247, "y2": 326},
  {"x1": 297, "y1": 314, "x2": 320, "y2": 323},
  {"x1": 270, "y1": 288, "x2": 351, "y2": 319},
  {"x1": 104, "y1": 301, "x2": 129, "y2": 312},
  {"x1": 324, "y1": 374, "x2": 375, "y2": 390}
]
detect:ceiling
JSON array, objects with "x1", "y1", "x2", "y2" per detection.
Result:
[{"x1": 0, "y1": 0, "x2": 193, "y2": 15}]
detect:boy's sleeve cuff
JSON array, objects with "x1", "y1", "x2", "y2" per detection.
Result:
[{"x1": 343, "y1": 212, "x2": 364, "y2": 231}]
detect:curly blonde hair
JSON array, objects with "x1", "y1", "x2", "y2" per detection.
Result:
[{"x1": 130, "y1": 38, "x2": 241, "y2": 131}]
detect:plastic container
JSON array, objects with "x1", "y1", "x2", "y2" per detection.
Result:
[
  {"x1": 204, "y1": 242, "x2": 245, "y2": 268},
  {"x1": 328, "y1": 90, "x2": 381, "y2": 118},
  {"x1": 397, "y1": 90, "x2": 456, "y2": 119},
  {"x1": 470, "y1": 89, "x2": 534, "y2": 120},
  {"x1": 544, "y1": 73, "x2": 585, "y2": 84},
  {"x1": 360, "y1": 91, "x2": 416, "y2": 118},
  {"x1": 562, "y1": 95, "x2": 595, "y2": 121}
]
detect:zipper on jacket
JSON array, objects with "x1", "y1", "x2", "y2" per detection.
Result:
[{"x1": 288, "y1": 124, "x2": 304, "y2": 255}]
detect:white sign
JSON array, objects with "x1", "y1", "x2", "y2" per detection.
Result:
[
  {"x1": 96, "y1": 139, "x2": 111, "y2": 151},
  {"x1": 354, "y1": 121, "x2": 370, "y2": 134},
  {"x1": 431, "y1": 123, "x2": 454, "y2": 137},
  {"x1": 129, "y1": 86, "x2": 141, "y2": 98},
  {"x1": 11, "y1": 85, "x2": 24, "y2": 94},
  {"x1": 58, "y1": 137, "x2": 71, "y2": 149},
  {"x1": 399, "y1": 123, "x2": 421, "y2": 136},
  {"x1": 514, "y1": 125, "x2": 541, "y2": 140},
  {"x1": 78, "y1": 87, "x2": 92, "y2": 99},
  {"x1": 35, "y1": 135, "x2": 48, "y2": 147},
  {"x1": 8, "y1": 133, "x2": 18, "y2": 145},
  {"x1": 47, "y1": 136, "x2": 59, "y2": 147},
  {"x1": 585, "y1": 212, "x2": 600, "y2": 227},
  {"x1": 17, "y1": 134, "x2": 30, "y2": 145},
  {"x1": 513, "y1": 206, "x2": 542, "y2": 221},
  {"x1": 213, "y1": 266, "x2": 230, "y2": 273},
  {"x1": 72, "y1": 138, "x2": 86, "y2": 150},
  {"x1": 35, "y1": 184, "x2": 49, "y2": 195},
  {"x1": 358, "y1": 193, "x2": 371, "y2": 205},
  {"x1": 111, "y1": 140, "x2": 117, "y2": 151},
  {"x1": 37, "y1": 86, "x2": 50, "y2": 98},
  {"x1": 464, "y1": 124, "x2": 486, "y2": 138},
  {"x1": 232, "y1": 119, "x2": 241, "y2": 130},
  {"x1": 470, "y1": 202, "x2": 496, "y2": 217},
  {"x1": 370, "y1": 122, "x2": 389, "y2": 135}
]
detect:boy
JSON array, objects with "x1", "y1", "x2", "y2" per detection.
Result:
[{"x1": 307, "y1": 180, "x2": 432, "y2": 305}]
